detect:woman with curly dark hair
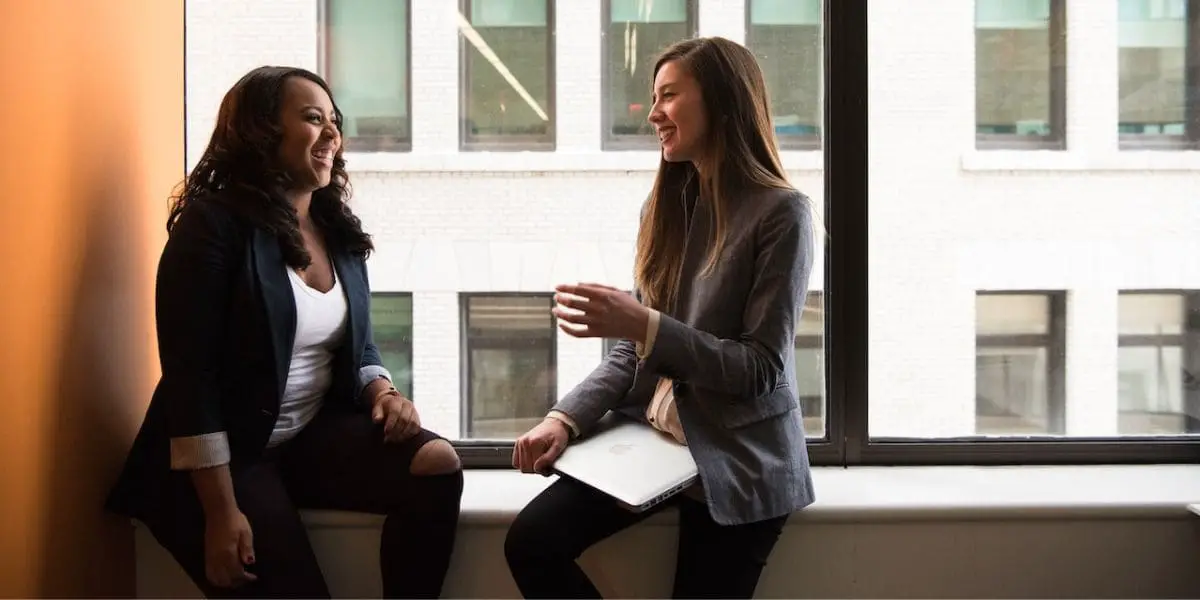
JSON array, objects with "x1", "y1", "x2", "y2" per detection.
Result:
[{"x1": 106, "y1": 66, "x2": 463, "y2": 599}]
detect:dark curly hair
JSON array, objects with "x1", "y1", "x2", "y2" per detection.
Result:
[{"x1": 168, "y1": 65, "x2": 373, "y2": 266}]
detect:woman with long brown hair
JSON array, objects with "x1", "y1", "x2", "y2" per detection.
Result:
[{"x1": 506, "y1": 36, "x2": 818, "y2": 599}]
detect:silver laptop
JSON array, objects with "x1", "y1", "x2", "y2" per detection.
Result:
[{"x1": 552, "y1": 412, "x2": 698, "y2": 512}]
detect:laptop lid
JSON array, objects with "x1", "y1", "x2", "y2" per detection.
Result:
[{"x1": 552, "y1": 412, "x2": 698, "y2": 511}]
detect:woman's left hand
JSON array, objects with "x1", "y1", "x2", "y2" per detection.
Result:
[{"x1": 553, "y1": 283, "x2": 650, "y2": 342}]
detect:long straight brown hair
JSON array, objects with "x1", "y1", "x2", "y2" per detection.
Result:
[{"x1": 635, "y1": 36, "x2": 799, "y2": 311}]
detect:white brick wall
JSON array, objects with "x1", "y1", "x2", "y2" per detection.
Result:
[{"x1": 188, "y1": 0, "x2": 1200, "y2": 440}]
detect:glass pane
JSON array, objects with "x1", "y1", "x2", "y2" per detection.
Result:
[
  {"x1": 371, "y1": 294, "x2": 414, "y2": 399},
  {"x1": 746, "y1": 0, "x2": 822, "y2": 144},
  {"x1": 870, "y1": 2, "x2": 1198, "y2": 440},
  {"x1": 796, "y1": 292, "x2": 825, "y2": 437},
  {"x1": 1119, "y1": 293, "x2": 1184, "y2": 335},
  {"x1": 325, "y1": 0, "x2": 410, "y2": 148},
  {"x1": 1118, "y1": 291, "x2": 1195, "y2": 435},
  {"x1": 974, "y1": 293, "x2": 1060, "y2": 436},
  {"x1": 606, "y1": 0, "x2": 692, "y2": 138},
  {"x1": 1118, "y1": 0, "x2": 1187, "y2": 136},
  {"x1": 975, "y1": 0, "x2": 1058, "y2": 137},
  {"x1": 461, "y1": 0, "x2": 553, "y2": 145},
  {"x1": 465, "y1": 295, "x2": 555, "y2": 439}
]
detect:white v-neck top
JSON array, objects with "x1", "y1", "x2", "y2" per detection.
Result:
[{"x1": 267, "y1": 266, "x2": 349, "y2": 447}]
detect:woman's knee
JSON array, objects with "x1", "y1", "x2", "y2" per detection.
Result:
[{"x1": 409, "y1": 438, "x2": 462, "y2": 476}]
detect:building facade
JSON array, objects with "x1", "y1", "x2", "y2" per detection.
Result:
[{"x1": 185, "y1": 0, "x2": 1200, "y2": 442}]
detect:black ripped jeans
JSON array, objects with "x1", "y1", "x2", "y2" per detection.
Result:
[
  {"x1": 145, "y1": 408, "x2": 463, "y2": 599},
  {"x1": 504, "y1": 477, "x2": 788, "y2": 599}
]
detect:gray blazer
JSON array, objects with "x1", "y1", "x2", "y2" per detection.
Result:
[{"x1": 553, "y1": 185, "x2": 816, "y2": 526}]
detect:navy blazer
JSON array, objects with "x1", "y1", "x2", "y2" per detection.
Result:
[{"x1": 106, "y1": 195, "x2": 385, "y2": 520}]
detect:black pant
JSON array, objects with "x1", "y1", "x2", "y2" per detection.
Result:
[
  {"x1": 504, "y1": 477, "x2": 787, "y2": 599},
  {"x1": 145, "y1": 409, "x2": 463, "y2": 599}
]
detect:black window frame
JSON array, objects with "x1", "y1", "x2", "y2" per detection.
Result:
[
  {"x1": 318, "y1": 0, "x2": 414, "y2": 153},
  {"x1": 457, "y1": 0, "x2": 557, "y2": 152},
  {"x1": 974, "y1": 0, "x2": 1068, "y2": 151},
  {"x1": 1117, "y1": 290, "x2": 1200, "y2": 434},
  {"x1": 458, "y1": 0, "x2": 1200, "y2": 468},
  {"x1": 458, "y1": 292, "x2": 557, "y2": 444},
  {"x1": 1117, "y1": 0, "x2": 1200, "y2": 150},
  {"x1": 743, "y1": 0, "x2": 824, "y2": 151},
  {"x1": 599, "y1": 0, "x2": 699, "y2": 150}
]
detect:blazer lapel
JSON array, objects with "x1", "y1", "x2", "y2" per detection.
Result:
[{"x1": 251, "y1": 229, "x2": 296, "y2": 399}]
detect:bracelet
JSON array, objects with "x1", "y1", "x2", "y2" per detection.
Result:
[{"x1": 373, "y1": 386, "x2": 400, "y2": 406}]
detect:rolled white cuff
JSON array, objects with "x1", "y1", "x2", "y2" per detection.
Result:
[
  {"x1": 170, "y1": 432, "x2": 231, "y2": 470},
  {"x1": 635, "y1": 308, "x2": 662, "y2": 360},
  {"x1": 358, "y1": 365, "x2": 393, "y2": 391}
]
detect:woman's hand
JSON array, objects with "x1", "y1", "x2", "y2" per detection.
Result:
[
  {"x1": 203, "y1": 510, "x2": 256, "y2": 589},
  {"x1": 552, "y1": 283, "x2": 650, "y2": 342},
  {"x1": 372, "y1": 388, "x2": 422, "y2": 443},
  {"x1": 513, "y1": 417, "x2": 571, "y2": 475}
]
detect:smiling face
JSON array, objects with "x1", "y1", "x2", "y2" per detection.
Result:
[
  {"x1": 276, "y1": 76, "x2": 341, "y2": 192},
  {"x1": 648, "y1": 59, "x2": 709, "y2": 165}
]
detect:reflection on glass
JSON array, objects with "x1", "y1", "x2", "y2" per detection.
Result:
[
  {"x1": 325, "y1": 0, "x2": 410, "y2": 149},
  {"x1": 746, "y1": 0, "x2": 822, "y2": 146},
  {"x1": 460, "y1": 0, "x2": 554, "y2": 147},
  {"x1": 464, "y1": 295, "x2": 556, "y2": 439},
  {"x1": 606, "y1": 0, "x2": 693, "y2": 139},
  {"x1": 1118, "y1": 0, "x2": 1187, "y2": 138},
  {"x1": 975, "y1": 0, "x2": 1059, "y2": 137},
  {"x1": 371, "y1": 294, "x2": 414, "y2": 399}
]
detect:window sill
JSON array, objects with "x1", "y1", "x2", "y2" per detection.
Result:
[
  {"x1": 961, "y1": 150, "x2": 1200, "y2": 172},
  {"x1": 343, "y1": 151, "x2": 824, "y2": 173},
  {"x1": 297, "y1": 464, "x2": 1200, "y2": 530}
]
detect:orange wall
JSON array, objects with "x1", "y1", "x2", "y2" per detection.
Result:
[{"x1": 0, "y1": 1, "x2": 183, "y2": 596}]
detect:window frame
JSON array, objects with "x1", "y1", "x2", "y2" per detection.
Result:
[
  {"x1": 457, "y1": 0, "x2": 557, "y2": 152},
  {"x1": 317, "y1": 0, "x2": 414, "y2": 152},
  {"x1": 1117, "y1": 290, "x2": 1200, "y2": 433},
  {"x1": 973, "y1": 0, "x2": 1067, "y2": 151},
  {"x1": 1118, "y1": 0, "x2": 1200, "y2": 150},
  {"x1": 458, "y1": 292, "x2": 557, "y2": 448},
  {"x1": 743, "y1": 0, "x2": 824, "y2": 151},
  {"x1": 457, "y1": 0, "x2": 1200, "y2": 469},
  {"x1": 599, "y1": 0, "x2": 699, "y2": 151}
]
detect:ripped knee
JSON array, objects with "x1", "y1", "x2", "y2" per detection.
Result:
[{"x1": 409, "y1": 439, "x2": 462, "y2": 476}]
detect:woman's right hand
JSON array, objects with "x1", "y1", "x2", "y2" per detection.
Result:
[
  {"x1": 513, "y1": 418, "x2": 570, "y2": 474},
  {"x1": 203, "y1": 510, "x2": 257, "y2": 589}
]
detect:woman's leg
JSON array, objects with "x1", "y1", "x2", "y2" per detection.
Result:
[
  {"x1": 669, "y1": 497, "x2": 789, "y2": 599},
  {"x1": 280, "y1": 408, "x2": 463, "y2": 599},
  {"x1": 503, "y1": 477, "x2": 670, "y2": 599},
  {"x1": 143, "y1": 456, "x2": 331, "y2": 598}
]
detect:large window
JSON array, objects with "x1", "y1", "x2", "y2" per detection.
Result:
[
  {"x1": 189, "y1": 0, "x2": 1200, "y2": 468},
  {"x1": 461, "y1": 294, "x2": 556, "y2": 440},
  {"x1": 975, "y1": 292, "x2": 1066, "y2": 436},
  {"x1": 459, "y1": 0, "x2": 555, "y2": 150},
  {"x1": 1118, "y1": 291, "x2": 1200, "y2": 435},
  {"x1": 602, "y1": 0, "x2": 697, "y2": 147},
  {"x1": 371, "y1": 293, "x2": 414, "y2": 399},
  {"x1": 1118, "y1": 0, "x2": 1199, "y2": 148},
  {"x1": 321, "y1": 0, "x2": 411, "y2": 151},
  {"x1": 745, "y1": 0, "x2": 823, "y2": 149},
  {"x1": 975, "y1": 0, "x2": 1066, "y2": 148}
]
